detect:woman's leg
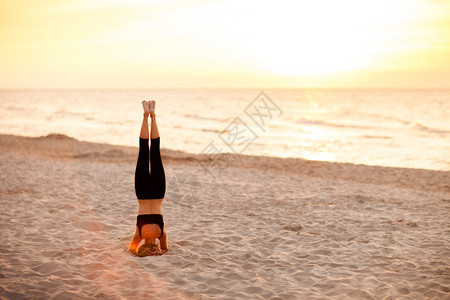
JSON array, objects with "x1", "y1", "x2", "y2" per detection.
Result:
[
  {"x1": 135, "y1": 100, "x2": 165, "y2": 199},
  {"x1": 140, "y1": 115, "x2": 149, "y2": 140},
  {"x1": 149, "y1": 101, "x2": 166, "y2": 198},
  {"x1": 135, "y1": 103, "x2": 151, "y2": 199},
  {"x1": 149, "y1": 101, "x2": 159, "y2": 139}
]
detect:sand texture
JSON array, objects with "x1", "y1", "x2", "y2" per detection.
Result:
[{"x1": 0, "y1": 134, "x2": 449, "y2": 299}]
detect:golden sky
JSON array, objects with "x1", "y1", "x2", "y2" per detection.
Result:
[{"x1": 0, "y1": 0, "x2": 449, "y2": 88}]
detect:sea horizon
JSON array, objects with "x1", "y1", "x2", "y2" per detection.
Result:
[{"x1": 1, "y1": 88, "x2": 449, "y2": 171}]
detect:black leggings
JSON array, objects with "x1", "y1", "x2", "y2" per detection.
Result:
[{"x1": 135, "y1": 137, "x2": 166, "y2": 199}]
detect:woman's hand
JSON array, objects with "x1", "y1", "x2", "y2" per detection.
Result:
[
  {"x1": 130, "y1": 249, "x2": 148, "y2": 257},
  {"x1": 144, "y1": 248, "x2": 167, "y2": 256},
  {"x1": 131, "y1": 243, "x2": 168, "y2": 256},
  {"x1": 131, "y1": 248, "x2": 166, "y2": 256}
]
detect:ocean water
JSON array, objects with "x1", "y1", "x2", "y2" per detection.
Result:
[{"x1": 1, "y1": 89, "x2": 449, "y2": 171}]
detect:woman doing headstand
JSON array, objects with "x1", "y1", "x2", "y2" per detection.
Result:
[{"x1": 129, "y1": 100, "x2": 168, "y2": 256}]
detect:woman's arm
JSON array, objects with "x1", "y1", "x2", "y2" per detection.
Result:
[
  {"x1": 129, "y1": 227, "x2": 142, "y2": 255},
  {"x1": 159, "y1": 231, "x2": 168, "y2": 254}
]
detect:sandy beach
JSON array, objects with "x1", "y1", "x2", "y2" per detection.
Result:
[{"x1": 0, "y1": 133, "x2": 449, "y2": 299}]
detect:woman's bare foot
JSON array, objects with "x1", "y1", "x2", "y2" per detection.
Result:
[{"x1": 142, "y1": 101, "x2": 151, "y2": 117}]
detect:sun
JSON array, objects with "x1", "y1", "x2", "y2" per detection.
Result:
[{"x1": 216, "y1": 0, "x2": 431, "y2": 76}]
